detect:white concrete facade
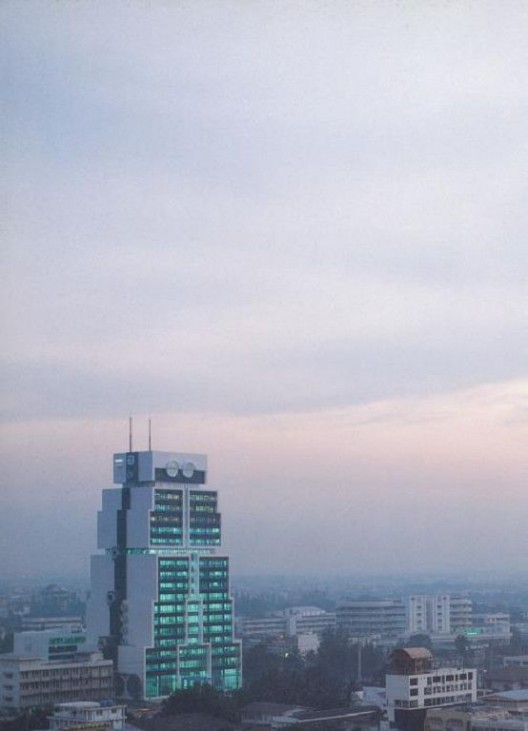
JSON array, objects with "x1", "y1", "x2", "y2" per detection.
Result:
[
  {"x1": 48, "y1": 702, "x2": 126, "y2": 731},
  {"x1": 406, "y1": 595, "x2": 472, "y2": 635},
  {"x1": 386, "y1": 668, "x2": 477, "y2": 724},
  {"x1": 0, "y1": 653, "x2": 113, "y2": 710},
  {"x1": 13, "y1": 628, "x2": 86, "y2": 661}
]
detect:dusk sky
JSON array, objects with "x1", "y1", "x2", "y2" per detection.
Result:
[{"x1": 2, "y1": 1, "x2": 527, "y2": 579}]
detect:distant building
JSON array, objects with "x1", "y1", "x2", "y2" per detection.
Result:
[
  {"x1": 424, "y1": 704, "x2": 520, "y2": 731},
  {"x1": 406, "y1": 595, "x2": 472, "y2": 636},
  {"x1": 450, "y1": 596, "x2": 473, "y2": 634},
  {"x1": 472, "y1": 614, "x2": 511, "y2": 639},
  {"x1": 0, "y1": 652, "x2": 113, "y2": 710},
  {"x1": 20, "y1": 617, "x2": 84, "y2": 632},
  {"x1": 485, "y1": 666, "x2": 528, "y2": 692},
  {"x1": 13, "y1": 627, "x2": 87, "y2": 662},
  {"x1": 241, "y1": 701, "x2": 381, "y2": 729},
  {"x1": 484, "y1": 690, "x2": 528, "y2": 713},
  {"x1": 386, "y1": 648, "x2": 477, "y2": 731},
  {"x1": 504, "y1": 657, "x2": 528, "y2": 668},
  {"x1": 48, "y1": 702, "x2": 126, "y2": 731},
  {"x1": 337, "y1": 600, "x2": 406, "y2": 639},
  {"x1": 236, "y1": 606, "x2": 335, "y2": 641},
  {"x1": 283, "y1": 606, "x2": 337, "y2": 636}
]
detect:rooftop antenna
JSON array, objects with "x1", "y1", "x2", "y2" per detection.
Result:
[
  {"x1": 129, "y1": 416, "x2": 133, "y2": 452},
  {"x1": 148, "y1": 418, "x2": 152, "y2": 450}
]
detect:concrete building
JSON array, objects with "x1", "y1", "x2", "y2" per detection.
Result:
[
  {"x1": 504, "y1": 658, "x2": 528, "y2": 668},
  {"x1": 13, "y1": 628, "x2": 87, "y2": 662},
  {"x1": 0, "y1": 652, "x2": 113, "y2": 710},
  {"x1": 386, "y1": 648, "x2": 477, "y2": 731},
  {"x1": 20, "y1": 617, "x2": 84, "y2": 633},
  {"x1": 407, "y1": 596, "x2": 473, "y2": 636},
  {"x1": 337, "y1": 600, "x2": 406, "y2": 639},
  {"x1": 283, "y1": 606, "x2": 337, "y2": 636},
  {"x1": 86, "y1": 448, "x2": 241, "y2": 699},
  {"x1": 450, "y1": 597, "x2": 473, "y2": 634},
  {"x1": 472, "y1": 718, "x2": 528, "y2": 731},
  {"x1": 424, "y1": 705, "x2": 519, "y2": 731},
  {"x1": 48, "y1": 702, "x2": 126, "y2": 731},
  {"x1": 472, "y1": 615, "x2": 511, "y2": 639},
  {"x1": 484, "y1": 691, "x2": 528, "y2": 714},
  {"x1": 236, "y1": 606, "x2": 336, "y2": 641}
]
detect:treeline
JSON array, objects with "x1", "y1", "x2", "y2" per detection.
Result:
[
  {"x1": 162, "y1": 629, "x2": 387, "y2": 721},
  {"x1": 243, "y1": 630, "x2": 386, "y2": 708}
]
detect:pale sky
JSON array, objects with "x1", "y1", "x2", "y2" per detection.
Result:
[{"x1": 1, "y1": 1, "x2": 527, "y2": 578}]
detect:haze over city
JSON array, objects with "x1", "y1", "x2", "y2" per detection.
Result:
[{"x1": 2, "y1": 2, "x2": 527, "y2": 578}]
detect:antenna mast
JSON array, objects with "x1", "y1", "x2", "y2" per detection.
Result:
[
  {"x1": 148, "y1": 418, "x2": 152, "y2": 450},
  {"x1": 129, "y1": 416, "x2": 133, "y2": 452}
]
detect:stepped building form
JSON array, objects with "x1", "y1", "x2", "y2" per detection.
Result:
[{"x1": 87, "y1": 449, "x2": 241, "y2": 699}]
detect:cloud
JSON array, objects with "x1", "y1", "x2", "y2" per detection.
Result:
[
  {"x1": 1, "y1": 1, "x2": 528, "y2": 573},
  {"x1": 0, "y1": 378, "x2": 527, "y2": 576}
]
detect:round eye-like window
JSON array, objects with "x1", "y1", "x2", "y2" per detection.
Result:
[
  {"x1": 166, "y1": 460, "x2": 179, "y2": 478},
  {"x1": 183, "y1": 461, "x2": 195, "y2": 478}
]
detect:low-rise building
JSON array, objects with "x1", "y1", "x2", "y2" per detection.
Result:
[
  {"x1": 236, "y1": 607, "x2": 335, "y2": 641},
  {"x1": 0, "y1": 652, "x2": 113, "y2": 710},
  {"x1": 424, "y1": 704, "x2": 520, "y2": 731},
  {"x1": 48, "y1": 701, "x2": 126, "y2": 731},
  {"x1": 337, "y1": 600, "x2": 406, "y2": 639},
  {"x1": 504, "y1": 658, "x2": 528, "y2": 669},
  {"x1": 13, "y1": 628, "x2": 87, "y2": 662},
  {"x1": 484, "y1": 691, "x2": 528, "y2": 714},
  {"x1": 386, "y1": 648, "x2": 477, "y2": 731}
]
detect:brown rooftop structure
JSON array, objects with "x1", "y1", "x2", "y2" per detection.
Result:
[{"x1": 390, "y1": 647, "x2": 433, "y2": 675}]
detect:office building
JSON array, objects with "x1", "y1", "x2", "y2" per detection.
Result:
[
  {"x1": 0, "y1": 652, "x2": 113, "y2": 710},
  {"x1": 337, "y1": 600, "x2": 406, "y2": 639},
  {"x1": 86, "y1": 448, "x2": 241, "y2": 699}
]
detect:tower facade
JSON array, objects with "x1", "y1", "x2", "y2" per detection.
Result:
[{"x1": 87, "y1": 450, "x2": 242, "y2": 699}]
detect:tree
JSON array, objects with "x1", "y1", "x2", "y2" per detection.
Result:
[
  {"x1": 455, "y1": 635, "x2": 470, "y2": 667},
  {"x1": 162, "y1": 683, "x2": 241, "y2": 722}
]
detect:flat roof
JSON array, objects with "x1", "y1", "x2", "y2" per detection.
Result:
[{"x1": 489, "y1": 690, "x2": 528, "y2": 701}]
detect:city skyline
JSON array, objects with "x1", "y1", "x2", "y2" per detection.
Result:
[{"x1": 2, "y1": 2, "x2": 527, "y2": 578}]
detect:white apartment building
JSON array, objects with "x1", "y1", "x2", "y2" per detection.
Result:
[
  {"x1": 386, "y1": 648, "x2": 477, "y2": 730},
  {"x1": 48, "y1": 701, "x2": 126, "y2": 731},
  {"x1": 407, "y1": 595, "x2": 472, "y2": 635}
]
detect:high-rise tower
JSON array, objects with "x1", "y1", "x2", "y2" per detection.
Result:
[{"x1": 87, "y1": 449, "x2": 242, "y2": 699}]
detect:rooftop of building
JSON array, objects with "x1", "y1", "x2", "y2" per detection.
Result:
[
  {"x1": 398, "y1": 648, "x2": 433, "y2": 661},
  {"x1": 488, "y1": 691, "x2": 528, "y2": 702},
  {"x1": 241, "y1": 701, "x2": 308, "y2": 718},
  {"x1": 53, "y1": 701, "x2": 122, "y2": 710},
  {"x1": 282, "y1": 606, "x2": 328, "y2": 616},
  {"x1": 128, "y1": 713, "x2": 239, "y2": 731}
]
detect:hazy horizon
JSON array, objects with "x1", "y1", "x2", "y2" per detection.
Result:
[{"x1": 2, "y1": 2, "x2": 527, "y2": 578}]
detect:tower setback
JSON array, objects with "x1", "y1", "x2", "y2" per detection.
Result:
[{"x1": 87, "y1": 449, "x2": 242, "y2": 699}]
